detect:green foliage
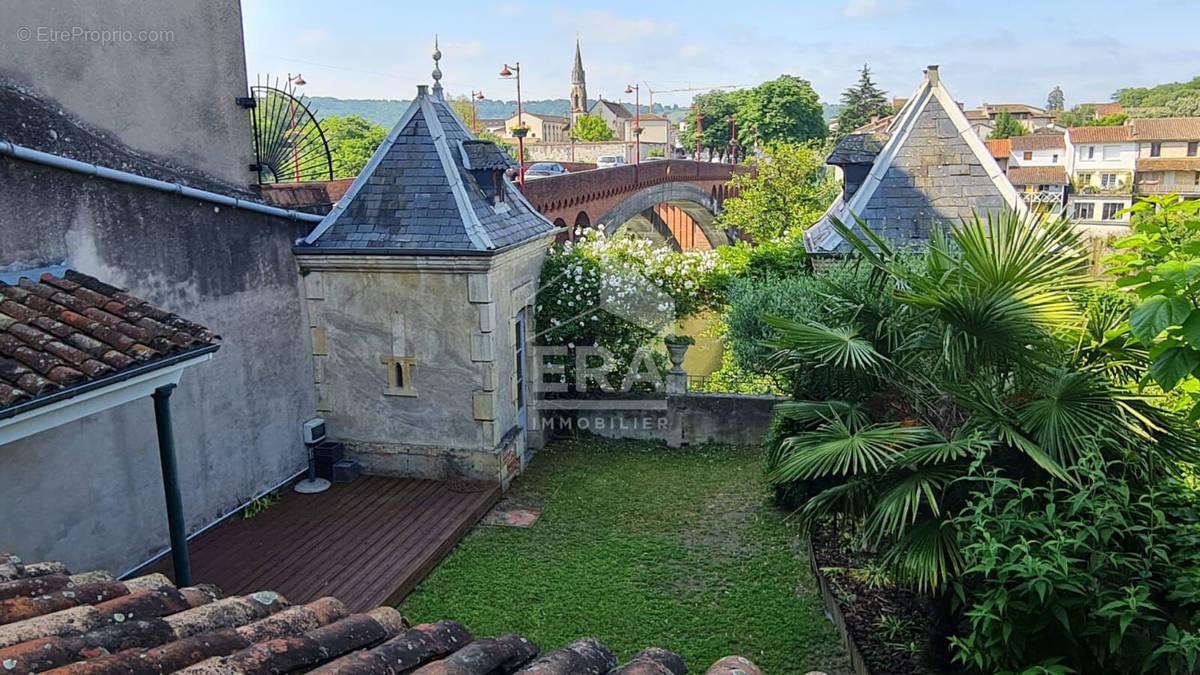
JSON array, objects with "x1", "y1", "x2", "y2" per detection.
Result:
[
  {"x1": 1106, "y1": 195, "x2": 1200, "y2": 415},
  {"x1": 762, "y1": 210, "x2": 1197, "y2": 593},
  {"x1": 681, "y1": 75, "x2": 825, "y2": 161},
  {"x1": 989, "y1": 111, "x2": 1027, "y2": 139},
  {"x1": 950, "y1": 457, "x2": 1200, "y2": 673},
  {"x1": 717, "y1": 142, "x2": 838, "y2": 241},
  {"x1": 836, "y1": 64, "x2": 890, "y2": 135},
  {"x1": 1047, "y1": 86, "x2": 1065, "y2": 112},
  {"x1": 734, "y1": 75, "x2": 827, "y2": 149},
  {"x1": 568, "y1": 114, "x2": 613, "y2": 141},
  {"x1": 398, "y1": 440, "x2": 851, "y2": 674},
  {"x1": 1116, "y1": 75, "x2": 1200, "y2": 108},
  {"x1": 535, "y1": 230, "x2": 721, "y2": 390},
  {"x1": 1054, "y1": 105, "x2": 1126, "y2": 128},
  {"x1": 320, "y1": 114, "x2": 388, "y2": 178},
  {"x1": 646, "y1": 146, "x2": 664, "y2": 157}
]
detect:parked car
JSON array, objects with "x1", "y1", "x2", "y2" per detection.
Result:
[
  {"x1": 524, "y1": 162, "x2": 568, "y2": 179},
  {"x1": 595, "y1": 155, "x2": 627, "y2": 168}
]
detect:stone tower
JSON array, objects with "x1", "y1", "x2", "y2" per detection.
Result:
[{"x1": 570, "y1": 39, "x2": 587, "y2": 121}]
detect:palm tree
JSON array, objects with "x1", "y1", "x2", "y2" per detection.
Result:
[{"x1": 763, "y1": 210, "x2": 1192, "y2": 591}]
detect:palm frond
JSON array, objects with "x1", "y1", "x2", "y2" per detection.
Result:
[
  {"x1": 774, "y1": 400, "x2": 870, "y2": 429},
  {"x1": 882, "y1": 515, "x2": 965, "y2": 593},
  {"x1": 762, "y1": 315, "x2": 886, "y2": 372},
  {"x1": 895, "y1": 429, "x2": 993, "y2": 465},
  {"x1": 768, "y1": 420, "x2": 935, "y2": 482},
  {"x1": 865, "y1": 466, "x2": 957, "y2": 542}
]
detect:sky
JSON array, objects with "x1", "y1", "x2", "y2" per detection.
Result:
[{"x1": 242, "y1": 0, "x2": 1200, "y2": 109}]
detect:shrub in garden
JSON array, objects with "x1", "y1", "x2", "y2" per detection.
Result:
[
  {"x1": 534, "y1": 229, "x2": 720, "y2": 391},
  {"x1": 759, "y1": 210, "x2": 1200, "y2": 672}
]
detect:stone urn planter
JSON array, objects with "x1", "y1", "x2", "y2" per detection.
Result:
[
  {"x1": 665, "y1": 341, "x2": 690, "y2": 371},
  {"x1": 664, "y1": 335, "x2": 694, "y2": 394}
]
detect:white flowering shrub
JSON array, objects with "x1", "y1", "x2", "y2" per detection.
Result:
[{"x1": 534, "y1": 229, "x2": 723, "y2": 391}]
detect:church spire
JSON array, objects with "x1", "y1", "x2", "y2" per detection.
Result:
[{"x1": 570, "y1": 39, "x2": 587, "y2": 116}]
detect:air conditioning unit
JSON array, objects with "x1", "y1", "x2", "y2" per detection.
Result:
[{"x1": 302, "y1": 418, "x2": 327, "y2": 445}]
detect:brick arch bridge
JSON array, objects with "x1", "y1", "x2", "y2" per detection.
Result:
[{"x1": 523, "y1": 160, "x2": 748, "y2": 250}]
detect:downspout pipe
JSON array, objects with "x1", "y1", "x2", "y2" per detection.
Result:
[
  {"x1": 153, "y1": 383, "x2": 191, "y2": 586},
  {"x1": 0, "y1": 140, "x2": 324, "y2": 224}
]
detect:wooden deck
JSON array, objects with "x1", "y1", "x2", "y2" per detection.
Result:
[{"x1": 137, "y1": 476, "x2": 500, "y2": 612}]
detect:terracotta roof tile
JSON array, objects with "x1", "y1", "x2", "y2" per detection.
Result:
[
  {"x1": 1136, "y1": 157, "x2": 1200, "y2": 171},
  {"x1": 984, "y1": 138, "x2": 1011, "y2": 159},
  {"x1": 0, "y1": 552, "x2": 761, "y2": 673},
  {"x1": 1009, "y1": 134, "x2": 1065, "y2": 150},
  {"x1": 1131, "y1": 117, "x2": 1200, "y2": 141},
  {"x1": 1067, "y1": 125, "x2": 1133, "y2": 143},
  {"x1": 1007, "y1": 165, "x2": 1069, "y2": 185},
  {"x1": 0, "y1": 270, "x2": 219, "y2": 416}
]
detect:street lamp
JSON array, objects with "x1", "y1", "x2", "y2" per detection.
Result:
[
  {"x1": 500, "y1": 62, "x2": 525, "y2": 191},
  {"x1": 625, "y1": 84, "x2": 641, "y2": 166},
  {"x1": 726, "y1": 115, "x2": 737, "y2": 164},
  {"x1": 286, "y1": 73, "x2": 306, "y2": 181},
  {"x1": 470, "y1": 90, "x2": 484, "y2": 132}
]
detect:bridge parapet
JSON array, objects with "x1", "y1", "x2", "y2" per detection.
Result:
[{"x1": 525, "y1": 160, "x2": 749, "y2": 235}]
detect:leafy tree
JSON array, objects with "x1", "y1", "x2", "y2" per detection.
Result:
[
  {"x1": 1055, "y1": 104, "x2": 1095, "y2": 127},
  {"x1": 449, "y1": 96, "x2": 480, "y2": 132},
  {"x1": 1169, "y1": 95, "x2": 1200, "y2": 117},
  {"x1": 988, "y1": 110, "x2": 1026, "y2": 139},
  {"x1": 1116, "y1": 75, "x2": 1200, "y2": 108},
  {"x1": 682, "y1": 89, "x2": 737, "y2": 161},
  {"x1": 835, "y1": 64, "x2": 890, "y2": 135},
  {"x1": 734, "y1": 75, "x2": 826, "y2": 150},
  {"x1": 1106, "y1": 195, "x2": 1200, "y2": 414},
  {"x1": 1046, "y1": 85, "x2": 1065, "y2": 111},
  {"x1": 646, "y1": 147, "x2": 664, "y2": 157},
  {"x1": 321, "y1": 114, "x2": 388, "y2": 178},
  {"x1": 568, "y1": 114, "x2": 613, "y2": 141},
  {"x1": 717, "y1": 142, "x2": 837, "y2": 241}
]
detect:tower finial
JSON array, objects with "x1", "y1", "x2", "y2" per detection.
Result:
[{"x1": 431, "y1": 35, "x2": 444, "y2": 99}]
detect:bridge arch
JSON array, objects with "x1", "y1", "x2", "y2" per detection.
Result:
[
  {"x1": 597, "y1": 182, "x2": 730, "y2": 247},
  {"x1": 574, "y1": 211, "x2": 590, "y2": 230},
  {"x1": 553, "y1": 217, "x2": 567, "y2": 228}
]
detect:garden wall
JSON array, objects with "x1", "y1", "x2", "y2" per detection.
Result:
[{"x1": 536, "y1": 392, "x2": 783, "y2": 447}]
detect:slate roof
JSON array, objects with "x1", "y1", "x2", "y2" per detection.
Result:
[
  {"x1": 1067, "y1": 125, "x2": 1133, "y2": 143},
  {"x1": 1007, "y1": 165, "x2": 1069, "y2": 185},
  {"x1": 592, "y1": 99, "x2": 633, "y2": 120},
  {"x1": 1131, "y1": 117, "x2": 1200, "y2": 141},
  {"x1": 806, "y1": 66, "x2": 1023, "y2": 253},
  {"x1": 0, "y1": 551, "x2": 762, "y2": 674},
  {"x1": 1009, "y1": 134, "x2": 1065, "y2": 150},
  {"x1": 0, "y1": 271, "x2": 218, "y2": 415},
  {"x1": 298, "y1": 87, "x2": 555, "y2": 254},
  {"x1": 460, "y1": 139, "x2": 515, "y2": 171},
  {"x1": 827, "y1": 132, "x2": 890, "y2": 165}
]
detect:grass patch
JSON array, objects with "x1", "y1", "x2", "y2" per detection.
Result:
[{"x1": 399, "y1": 437, "x2": 850, "y2": 673}]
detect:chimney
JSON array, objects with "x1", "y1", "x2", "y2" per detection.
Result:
[
  {"x1": 416, "y1": 84, "x2": 429, "y2": 98},
  {"x1": 925, "y1": 65, "x2": 939, "y2": 85}
]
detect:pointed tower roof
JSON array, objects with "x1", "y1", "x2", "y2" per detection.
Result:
[
  {"x1": 298, "y1": 85, "x2": 554, "y2": 254},
  {"x1": 572, "y1": 39, "x2": 585, "y2": 83},
  {"x1": 805, "y1": 65, "x2": 1025, "y2": 253}
]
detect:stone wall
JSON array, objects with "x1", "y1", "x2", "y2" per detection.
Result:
[
  {"x1": 538, "y1": 392, "x2": 783, "y2": 448},
  {"x1": 295, "y1": 235, "x2": 552, "y2": 486},
  {"x1": 0, "y1": 158, "x2": 316, "y2": 577},
  {"x1": 0, "y1": 0, "x2": 256, "y2": 187},
  {"x1": 856, "y1": 97, "x2": 1008, "y2": 244}
]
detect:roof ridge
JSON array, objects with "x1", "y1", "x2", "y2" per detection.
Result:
[{"x1": 420, "y1": 96, "x2": 494, "y2": 251}]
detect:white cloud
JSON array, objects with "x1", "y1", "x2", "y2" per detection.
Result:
[
  {"x1": 842, "y1": 0, "x2": 910, "y2": 19},
  {"x1": 493, "y1": 2, "x2": 520, "y2": 15},
  {"x1": 677, "y1": 44, "x2": 705, "y2": 59},
  {"x1": 297, "y1": 28, "x2": 326, "y2": 45},
  {"x1": 554, "y1": 10, "x2": 677, "y2": 44}
]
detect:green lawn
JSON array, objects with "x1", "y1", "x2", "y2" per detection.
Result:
[{"x1": 399, "y1": 437, "x2": 850, "y2": 673}]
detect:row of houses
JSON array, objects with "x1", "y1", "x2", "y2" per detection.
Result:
[
  {"x1": 981, "y1": 118, "x2": 1200, "y2": 228},
  {"x1": 479, "y1": 101, "x2": 671, "y2": 147}
]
